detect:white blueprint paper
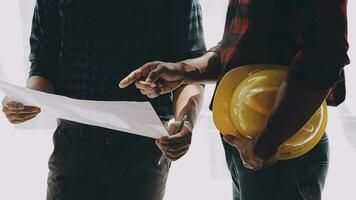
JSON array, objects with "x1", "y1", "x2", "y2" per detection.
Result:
[{"x1": 0, "y1": 80, "x2": 168, "y2": 138}]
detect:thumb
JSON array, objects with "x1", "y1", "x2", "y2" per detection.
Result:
[
  {"x1": 167, "y1": 121, "x2": 180, "y2": 135},
  {"x1": 119, "y1": 61, "x2": 161, "y2": 88},
  {"x1": 223, "y1": 135, "x2": 241, "y2": 147},
  {"x1": 2, "y1": 97, "x2": 24, "y2": 110}
]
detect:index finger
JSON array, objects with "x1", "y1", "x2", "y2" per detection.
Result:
[{"x1": 119, "y1": 61, "x2": 161, "y2": 88}]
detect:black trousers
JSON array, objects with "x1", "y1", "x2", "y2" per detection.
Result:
[
  {"x1": 223, "y1": 134, "x2": 329, "y2": 200},
  {"x1": 47, "y1": 120, "x2": 170, "y2": 200}
]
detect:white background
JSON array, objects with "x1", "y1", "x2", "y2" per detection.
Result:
[{"x1": 1, "y1": 0, "x2": 356, "y2": 199}]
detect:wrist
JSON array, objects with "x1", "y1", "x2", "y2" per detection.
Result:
[
  {"x1": 254, "y1": 133, "x2": 280, "y2": 160},
  {"x1": 178, "y1": 61, "x2": 202, "y2": 84}
]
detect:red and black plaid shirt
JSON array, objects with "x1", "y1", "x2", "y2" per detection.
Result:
[{"x1": 210, "y1": 0, "x2": 350, "y2": 106}]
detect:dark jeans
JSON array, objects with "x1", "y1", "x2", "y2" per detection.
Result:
[
  {"x1": 222, "y1": 134, "x2": 329, "y2": 200},
  {"x1": 47, "y1": 119, "x2": 170, "y2": 200}
]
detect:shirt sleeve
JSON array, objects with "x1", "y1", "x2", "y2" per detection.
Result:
[
  {"x1": 29, "y1": 0, "x2": 61, "y2": 82},
  {"x1": 166, "y1": 0, "x2": 207, "y2": 61},
  {"x1": 287, "y1": 0, "x2": 350, "y2": 89},
  {"x1": 207, "y1": 42, "x2": 223, "y2": 55}
]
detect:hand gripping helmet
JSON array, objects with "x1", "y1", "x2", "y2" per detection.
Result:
[{"x1": 213, "y1": 65, "x2": 327, "y2": 159}]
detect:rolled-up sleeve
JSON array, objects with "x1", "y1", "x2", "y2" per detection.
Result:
[
  {"x1": 29, "y1": 0, "x2": 61, "y2": 82},
  {"x1": 207, "y1": 42, "x2": 222, "y2": 55},
  {"x1": 287, "y1": 0, "x2": 350, "y2": 89},
  {"x1": 167, "y1": 0, "x2": 207, "y2": 60}
]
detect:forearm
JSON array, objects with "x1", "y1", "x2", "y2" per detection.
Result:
[
  {"x1": 26, "y1": 76, "x2": 55, "y2": 93},
  {"x1": 180, "y1": 52, "x2": 221, "y2": 84},
  {"x1": 254, "y1": 80, "x2": 329, "y2": 157},
  {"x1": 172, "y1": 84, "x2": 204, "y2": 127},
  {"x1": 254, "y1": 0, "x2": 349, "y2": 158}
]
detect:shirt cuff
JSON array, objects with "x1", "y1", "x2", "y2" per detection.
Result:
[
  {"x1": 28, "y1": 62, "x2": 56, "y2": 83},
  {"x1": 207, "y1": 43, "x2": 222, "y2": 55}
]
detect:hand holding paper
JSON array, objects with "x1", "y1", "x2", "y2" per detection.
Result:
[
  {"x1": 2, "y1": 96, "x2": 41, "y2": 124},
  {"x1": 0, "y1": 80, "x2": 168, "y2": 138}
]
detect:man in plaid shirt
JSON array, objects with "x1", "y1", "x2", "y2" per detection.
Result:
[
  {"x1": 1, "y1": 0, "x2": 206, "y2": 199},
  {"x1": 120, "y1": 0, "x2": 349, "y2": 199}
]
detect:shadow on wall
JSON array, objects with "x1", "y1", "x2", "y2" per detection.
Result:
[
  {"x1": 338, "y1": 104, "x2": 356, "y2": 153},
  {"x1": 0, "y1": 61, "x2": 9, "y2": 81}
]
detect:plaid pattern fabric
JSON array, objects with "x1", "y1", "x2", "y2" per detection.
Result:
[
  {"x1": 29, "y1": 0, "x2": 206, "y2": 119},
  {"x1": 210, "y1": 0, "x2": 350, "y2": 106}
]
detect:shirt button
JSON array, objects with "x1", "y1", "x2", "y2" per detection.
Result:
[{"x1": 105, "y1": 137, "x2": 110, "y2": 145}]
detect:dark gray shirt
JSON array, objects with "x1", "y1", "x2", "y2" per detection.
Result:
[{"x1": 29, "y1": 0, "x2": 206, "y2": 121}]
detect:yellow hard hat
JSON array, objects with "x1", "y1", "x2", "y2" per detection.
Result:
[{"x1": 213, "y1": 65, "x2": 328, "y2": 160}]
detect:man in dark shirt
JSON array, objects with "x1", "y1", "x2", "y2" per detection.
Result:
[
  {"x1": 1, "y1": 0, "x2": 206, "y2": 199},
  {"x1": 120, "y1": 0, "x2": 349, "y2": 199}
]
